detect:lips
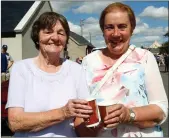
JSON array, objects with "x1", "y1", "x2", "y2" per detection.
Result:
[{"x1": 110, "y1": 41, "x2": 122, "y2": 46}]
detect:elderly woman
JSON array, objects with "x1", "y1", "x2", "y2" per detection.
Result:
[
  {"x1": 74, "y1": 2, "x2": 168, "y2": 137},
  {"x1": 6, "y1": 12, "x2": 93, "y2": 137}
]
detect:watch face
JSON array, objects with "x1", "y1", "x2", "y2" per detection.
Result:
[{"x1": 131, "y1": 113, "x2": 135, "y2": 118}]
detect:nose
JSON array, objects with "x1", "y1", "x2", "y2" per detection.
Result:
[
  {"x1": 113, "y1": 27, "x2": 120, "y2": 37},
  {"x1": 51, "y1": 32, "x2": 59, "y2": 40}
]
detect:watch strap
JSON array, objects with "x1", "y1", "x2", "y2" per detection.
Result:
[{"x1": 129, "y1": 108, "x2": 135, "y2": 124}]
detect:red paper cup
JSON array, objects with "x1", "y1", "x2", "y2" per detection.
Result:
[
  {"x1": 98, "y1": 100, "x2": 118, "y2": 128},
  {"x1": 85, "y1": 97, "x2": 99, "y2": 127}
]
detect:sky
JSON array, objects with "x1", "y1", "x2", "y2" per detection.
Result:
[{"x1": 50, "y1": 1, "x2": 168, "y2": 48}]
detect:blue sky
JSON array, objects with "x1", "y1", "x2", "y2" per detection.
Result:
[{"x1": 50, "y1": 1, "x2": 168, "y2": 48}]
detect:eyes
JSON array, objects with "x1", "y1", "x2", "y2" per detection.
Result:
[
  {"x1": 43, "y1": 29, "x2": 66, "y2": 36},
  {"x1": 104, "y1": 24, "x2": 127, "y2": 31}
]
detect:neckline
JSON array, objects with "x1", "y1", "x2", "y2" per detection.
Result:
[{"x1": 30, "y1": 58, "x2": 67, "y2": 76}]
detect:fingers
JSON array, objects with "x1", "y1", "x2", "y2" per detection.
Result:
[
  {"x1": 104, "y1": 116, "x2": 121, "y2": 128},
  {"x1": 104, "y1": 116, "x2": 120, "y2": 125},
  {"x1": 105, "y1": 104, "x2": 123, "y2": 121},
  {"x1": 103, "y1": 104, "x2": 129, "y2": 128},
  {"x1": 107, "y1": 104, "x2": 123, "y2": 114},
  {"x1": 65, "y1": 99, "x2": 93, "y2": 119}
]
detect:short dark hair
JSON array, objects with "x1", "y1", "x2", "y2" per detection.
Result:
[
  {"x1": 2, "y1": 45, "x2": 8, "y2": 51},
  {"x1": 99, "y1": 2, "x2": 136, "y2": 34},
  {"x1": 31, "y1": 12, "x2": 70, "y2": 50}
]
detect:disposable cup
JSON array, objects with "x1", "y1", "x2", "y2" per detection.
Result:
[
  {"x1": 84, "y1": 97, "x2": 100, "y2": 127},
  {"x1": 97, "y1": 100, "x2": 118, "y2": 129}
]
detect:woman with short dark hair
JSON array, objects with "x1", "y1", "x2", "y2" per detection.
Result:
[{"x1": 6, "y1": 12, "x2": 92, "y2": 137}]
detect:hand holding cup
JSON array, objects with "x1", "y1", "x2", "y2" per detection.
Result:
[
  {"x1": 98, "y1": 100, "x2": 120, "y2": 129},
  {"x1": 63, "y1": 99, "x2": 93, "y2": 119},
  {"x1": 104, "y1": 103, "x2": 130, "y2": 128}
]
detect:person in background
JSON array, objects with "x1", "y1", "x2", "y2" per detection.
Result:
[
  {"x1": 1, "y1": 53, "x2": 8, "y2": 82},
  {"x1": 63, "y1": 47, "x2": 69, "y2": 58},
  {"x1": 164, "y1": 53, "x2": 169, "y2": 72},
  {"x1": 1, "y1": 45, "x2": 14, "y2": 71},
  {"x1": 1, "y1": 45, "x2": 14, "y2": 80},
  {"x1": 66, "y1": 56, "x2": 70, "y2": 60},
  {"x1": 6, "y1": 12, "x2": 93, "y2": 137},
  {"x1": 74, "y1": 2, "x2": 168, "y2": 137},
  {"x1": 76, "y1": 56, "x2": 83, "y2": 64}
]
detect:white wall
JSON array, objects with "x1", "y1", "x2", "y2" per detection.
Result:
[
  {"x1": 1, "y1": 34, "x2": 22, "y2": 61},
  {"x1": 22, "y1": 1, "x2": 52, "y2": 59}
]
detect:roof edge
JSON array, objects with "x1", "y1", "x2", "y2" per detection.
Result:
[
  {"x1": 69, "y1": 36, "x2": 94, "y2": 47},
  {"x1": 48, "y1": 1, "x2": 53, "y2": 12},
  {"x1": 14, "y1": 1, "x2": 42, "y2": 32},
  {"x1": 69, "y1": 36, "x2": 81, "y2": 46}
]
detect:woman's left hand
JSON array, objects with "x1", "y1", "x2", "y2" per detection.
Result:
[{"x1": 104, "y1": 104, "x2": 130, "y2": 128}]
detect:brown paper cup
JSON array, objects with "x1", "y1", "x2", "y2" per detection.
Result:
[
  {"x1": 98, "y1": 100, "x2": 118, "y2": 128},
  {"x1": 84, "y1": 97, "x2": 99, "y2": 127}
]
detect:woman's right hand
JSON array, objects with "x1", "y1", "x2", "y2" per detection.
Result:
[{"x1": 62, "y1": 99, "x2": 93, "y2": 119}]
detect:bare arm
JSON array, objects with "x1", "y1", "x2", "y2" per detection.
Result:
[
  {"x1": 8, "y1": 107, "x2": 65, "y2": 132},
  {"x1": 7, "y1": 60, "x2": 14, "y2": 70},
  {"x1": 8, "y1": 99, "x2": 92, "y2": 133},
  {"x1": 104, "y1": 104, "x2": 165, "y2": 129},
  {"x1": 132, "y1": 104, "x2": 164, "y2": 128}
]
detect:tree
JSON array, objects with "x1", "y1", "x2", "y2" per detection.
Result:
[
  {"x1": 160, "y1": 32, "x2": 169, "y2": 54},
  {"x1": 164, "y1": 31, "x2": 169, "y2": 37}
]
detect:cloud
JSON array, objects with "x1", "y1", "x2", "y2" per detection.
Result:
[
  {"x1": 132, "y1": 36, "x2": 161, "y2": 43},
  {"x1": 72, "y1": 1, "x2": 115, "y2": 14},
  {"x1": 139, "y1": 6, "x2": 168, "y2": 20},
  {"x1": 133, "y1": 23, "x2": 149, "y2": 34},
  {"x1": 83, "y1": 17, "x2": 99, "y2": 24},
  {"x1": 50, "y1": 1, "x2": 81, "y2": 13},
  {"x1": 130, "y1": 35, "x2": 163, "y2": 47},
  {"x1": 136, "y1": 17, "x2": 141, "y2": 24},
  {"x1": 68, "y1": 21, "x2": 81, "y2": 35},
  {"x1": 134, "y1": 21, "x2": 166, "y2": 36},
  {"x1": 164, "y1": 26, "x2": 168, "y2": 32}
]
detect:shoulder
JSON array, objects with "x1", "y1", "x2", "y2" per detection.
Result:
[
  {"x1": 1, "y1": 53, "x2": 6, "y2": 58},
  {"x1": 82, "y1": 51, "x2": 100, "y2": 65},
  {"x1": 5, "y1": 53, "x2": 9, "y2": 56},
  {"x1": 11, "y1": 58, "x2": 33, "y2": 71},
  {"x1": 84, "y1": 51, "x2": 99, "y2": 60},
  {"x1": 133, "y1": 46, "x2": 154, "y2": 60},
  {"x1": 64, "y1": 60, "x2": 83, "y2": 72}
]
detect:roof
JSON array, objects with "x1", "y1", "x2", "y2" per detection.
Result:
[
  {"x1": 70, "y1": 31, "x2": 95, "y2": 48},
  {"x1": 149, "y1": 41, "x2": 162, "y2": 49},
  {"x1": 2, "y1": 1, "x2": 34, "y2": 35}
]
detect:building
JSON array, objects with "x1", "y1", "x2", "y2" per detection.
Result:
[
  {"x1": 67, "y1": 31, "x2": 95, "y2": 61},
  {"x1": 1, "y1": 1, "x2": 95, "y2": 62},
  {"x1": 1, "y1": 1, "x2": 53, "y2": 61},
  {"x1": 149, "y1": 41, "x2": 162, "y2": 54}
]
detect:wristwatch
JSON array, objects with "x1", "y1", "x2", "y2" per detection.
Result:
[{"x1": 129, "y1": 108, "x2": 136, "y2": 123}]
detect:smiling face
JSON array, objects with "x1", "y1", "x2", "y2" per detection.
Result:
[
  {"x1": 38, "y1": 20, "x2": 67, "y2": 56},
  {"x1": 103, "y1": 9, "x2": 132, "y2": 56}
]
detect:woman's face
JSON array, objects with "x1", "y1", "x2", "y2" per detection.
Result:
[
  {"x1": 103, "y1": 10, "x2": 132, "y2": 56},
  {"x1": 38, "y1": 20, "x2": 67, "y2": 56}
]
